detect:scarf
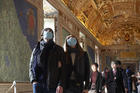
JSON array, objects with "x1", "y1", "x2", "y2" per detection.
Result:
[{"x1": 40, "y1": 40, "x2": 54, "y2": 71}]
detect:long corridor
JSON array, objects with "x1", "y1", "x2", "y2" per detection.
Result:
[{"x1": 1, "y1": 0, "x2": 140, "y2": 93}]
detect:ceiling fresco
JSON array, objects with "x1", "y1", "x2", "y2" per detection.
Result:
[{"x1": 61, "y1": 0, "x2": 140, "y2": 45}]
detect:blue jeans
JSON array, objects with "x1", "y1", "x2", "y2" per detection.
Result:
[{"x1": 33, "y1": 83, "x2": 56, "y2": 93}]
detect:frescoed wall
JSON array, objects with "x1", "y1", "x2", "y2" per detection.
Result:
[
  {"x1": 62, "y1": 28, "x2": 70, "y2": 46},
  {"x1": 106, "y1": 56, "x2": 111, "y2": 68},
  {"x1": 87, "y1": 46, "x2": 95, "y2": 64},
  {"x1": 0, "y1": 0, "x2": 38, "y2": 82},
  {"x1": 14, "y1": 0, "x2": 38, "y2": 49}
]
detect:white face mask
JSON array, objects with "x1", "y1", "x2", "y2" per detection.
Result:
[
  {"x1": 43, "y1": 31, "x2": 53, "y2": 40},
  {"x1": 67, "y1": 37, "x2": 77, "y2": 47}
]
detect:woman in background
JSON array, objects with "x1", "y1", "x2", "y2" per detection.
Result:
[
  {"x1": 89, "y1": 63, "x2": 103, "y2": 93},
  {"x1": 102, "y1": 67, "x2": 109, "y2": 93},
  {"x1": 107, "y1": 60, "x2": 124, "y2": 93}
]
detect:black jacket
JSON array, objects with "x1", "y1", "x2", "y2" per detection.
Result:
[
  {"x1": 102, "y1": 71, "x2": 109, "y2": 87},
  {"x1": 65, "y1": 51, "x2": 90, "y2": 89},
  {"x1": 119, "y1": 68, "x2": 128, "y2": 92},
  {"x1": 107, "y1": 68, "x2": 124, "y2": 93},
  {"x1": 29, "y1": 40, "x2": 66, "y2": 89},
  {"x1": 90, "y1": 71, "x2": 103, "y2": 93}
]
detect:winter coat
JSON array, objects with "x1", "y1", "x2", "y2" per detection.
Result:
[
  {"x1": 65, "y1": 51, "x2": 90, "y2": 89},
  {"x1": 107, "y1": 68, "x2": 124, "y2": 93},
  {"x1": 90, "y1": 71, "x2": 103, "y2": 93},
  {"x1": 29, "y1": 40, "x2": 66, "y2": 89}
]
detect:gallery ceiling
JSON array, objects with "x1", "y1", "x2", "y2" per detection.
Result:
[
  {"x1": 61, "y1": 0, "x2": 140, "y2": 46},
  {"x1": 43, "y1": 0, "x2": 58, "y2": 17}
]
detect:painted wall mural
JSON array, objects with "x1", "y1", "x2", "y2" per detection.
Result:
[
  {"x1": 87, "y1": 46, "x2": 95, "y2": 64},
  {"x1": 0, "y1": 0, "x2": 38, "y2": 82},
  {"x1": 106, "y1": 56, "x2": 111, "y2": 68},
  {"x1": 62, "y1": 28, "x2": 70, "y2": 46},
  {"x1": 14, "y1": 0, "x2": 38, "y2": 49}
]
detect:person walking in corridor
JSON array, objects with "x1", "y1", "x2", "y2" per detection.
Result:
[
  {"x1": 64, "y1": 35, "x2": 90, "y2": 93},
  {"x1": 107, "y1": 60, "x2": 124, "y2": 93},
  {"x1": 126, "y1": 66, "x2": 133, "y2": 93},
  {"x1": 136, "y1": 72, "x2": 140, "y2": 93},
  {"x1": 116, "y1": 60, "x2": 127, "y2": 93},
  {"x1": 131, "y1": 74, "x2": 137, "y2": 93},
  {"x1": 102, "y1": 67, "x2": 109, "y2": 93},
  {"x1": 89, "y1": 63, "x2": 103, "y2": 93},
  {"x1": 29, "y1": 28, "x2": 66, "y2": 93}
]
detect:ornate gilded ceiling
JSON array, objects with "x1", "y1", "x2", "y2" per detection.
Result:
[{"x1": 61, "y1": 0, "x2": 140, "y2": 45}]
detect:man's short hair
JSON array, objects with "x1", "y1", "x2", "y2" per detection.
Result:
[{"x1": 41, "y1": 28, "x2": 54, "y2": 36}]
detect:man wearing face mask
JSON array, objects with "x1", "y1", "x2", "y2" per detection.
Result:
[
  {"x1": 29, "y1": 28, "x2": 65, "y2": 93},
  {"x1": 64, "y1": 35, "x2": 90, "y2": 93}
]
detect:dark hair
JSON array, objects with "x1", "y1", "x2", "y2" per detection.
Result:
[
  {"x1": 116, "y1": 60, "x2": 121, "y2": 65},
  {"x1": 64, "y1": 35, "x2": 84, "y2": 64},
  {"x1": 40, "y1": 28, "x2": 54, "y2": 41},
  {"x1": 92, "y1": 63, "x2": 98, "y2": 68},
  {"x1": 64, "y1": 35, "x2": 84, "y2": 53},
  {"x1": 41, "y1": 28, "x2": 54, "y2": 36},
  {"x1": 104, "y1": 67, "x2": 109, "y2": 71},
  {"x1": 127, "y1": 66, "x2": 131, "y2": 69}
]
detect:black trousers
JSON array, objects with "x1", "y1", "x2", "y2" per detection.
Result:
[{"x1": 64, "y1": 80, "x2": 83, "y2": 93}]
